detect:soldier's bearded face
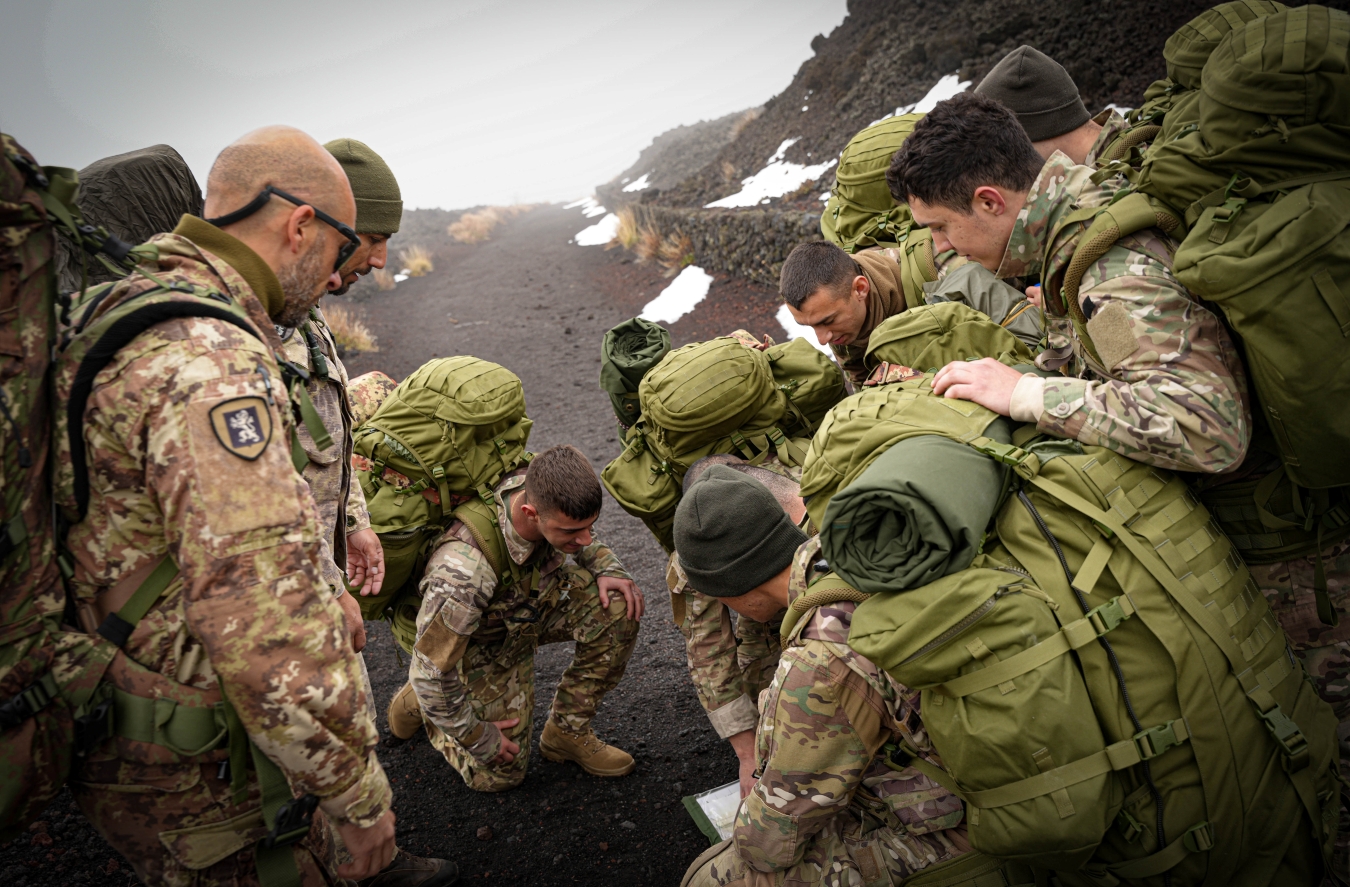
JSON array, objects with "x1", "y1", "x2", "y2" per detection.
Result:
[
  {"x1": 275, "y1": 234, "x2": 329, "y2": 326},
  {"x1": 332, "y1": 234, "x2": 389, "y2": 296}
]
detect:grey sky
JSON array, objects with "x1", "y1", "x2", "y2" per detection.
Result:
[{"x1": 1, "y1": 0, "x2": 847, "y2": 210}]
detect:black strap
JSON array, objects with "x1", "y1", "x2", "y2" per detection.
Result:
[{"x1": 68, "y1": 301, "x2": 264, "y2": 520}]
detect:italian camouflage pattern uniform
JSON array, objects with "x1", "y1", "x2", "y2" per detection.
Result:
[
  {"x1": 1001, "y1": 151, "x2": 1251, "y2": 474},
  {"x1": 686, "y1": 540, "x2": 970, "y2": 887},
  {"x1": 408, "y1": 470, "x2": 638, "y2": 791},
  {"x1": 1084, "y1": 108, "x2": 1131, "y2": 168},
  {"x1": 60, "y1": 218, "x2": 390, "y2": 885},
  {"x1": 278, "y1": 308, "x2": 370, "y2": 593},
  {"x1": 667, "y1": 553, "x2": 782, "y2": 739}
]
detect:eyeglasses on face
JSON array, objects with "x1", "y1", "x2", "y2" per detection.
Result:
[{"x1": 205, "y1": 185, "x2": 361, "y2": 273}]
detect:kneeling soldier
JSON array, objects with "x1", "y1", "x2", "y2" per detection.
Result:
[
  {"x1": 388, "y1": 445, "x2": 642, "y2": 791},
  {"x1": 675, "y1": 467, "x2": 972, "y2": 886}
]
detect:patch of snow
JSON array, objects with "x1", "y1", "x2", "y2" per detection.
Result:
[
  {"x1": 776, "y1": 305, "x2": 832, "y2": 355},
  {"x1": 819, "y1": 191, "x2": 831, "y2": 203},
  {"x1": 1104, "y1": 103, "x2": 1134, "y2": 115},
  {"x1": 622, "y1": 173, "x2": 652, "y2": 193},
  {"x1": 564, "y1": 196, "x2": 608, "y2": 218},
  {"x1": 638, "y1": 265, "x2": 714, "y2": 324},
  {"x1": 870, "y1": 73, "x2": 972, "y2": 126},
  {"x1": 394, "y1": 273, "x2": 409, "y2": 283},
  {"x1": 706, "y1": 138, "x2": 837, "y2": 209},
  {"x1": 801, "y1": 105, "x2": 809, "y2": 112},
  {"x1": 573, "y1": 212, "x2": 620, "y2": 246}
]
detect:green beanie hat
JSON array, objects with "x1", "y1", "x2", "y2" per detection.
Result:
[
  {"x1": 324, "y1": 138, "x2": 402, "y2": 235},
  {"x1": 974, "y1": 46, "x2": 1090, "y2": 142},
  {"x1": 674, "y1": 465, "x2": 807, "y2": 598}
]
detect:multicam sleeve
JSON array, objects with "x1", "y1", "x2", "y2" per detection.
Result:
[
  {"x1": 139, "y1": 336, "x2": 387, "y2": 826},
  {"x1": 1023, "y1": 242, "x2": 1251, "y2": 474},
  {"x1": 733, "y1": 641, "x2": 888, "y2": 871},
  {"x1": 409, "y1": 537, "x2": 502, "y2": 763},
  {"x1": 669, "y1": 553, "x2": 759, "y2": 738},
  {"x1": 575, "y1": 536, "x2": 631, "y2": 580}
]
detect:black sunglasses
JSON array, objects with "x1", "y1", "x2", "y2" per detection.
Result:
[{"x1": 205, "y1": 185, "x2": 361, "y2": 273}]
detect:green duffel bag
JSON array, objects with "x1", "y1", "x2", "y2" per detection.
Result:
[
  {"x1": 820, "y1": 113, "x2": 922, "y2": 253},
  {"x1": 849, "y1": 440, "x2": 1340, "y2": 884},
  {"x1": 598, "y1": 317, "x2": 670, "y2": 434},
  {"x1": 862, "y1": 301, "x2": 1034, "y2": 376},
  {"x1": 352, "y1": 356, "x2": 532, "y2": 619},
  {"x1": 602, "y1": 335, "x2": 844, "y2": 551}
]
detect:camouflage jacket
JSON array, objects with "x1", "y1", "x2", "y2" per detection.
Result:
[
  {"x1": 1084, "y1": 108, "x2": 1130, "y2": 168},
  {"x1": 278, "y1": 306, "x2": 370, "y2": 592},
  {"x1": 666, "y1": 552, "x2": 782, "y2": 739},
  {"x1": 1001, "y1": 152, "x2": 1250, "y2": 473},
  {"x1": 733, "y1": 540, "x2": 966, "y2": 875},
  {"x1": 409, "y1": 471, "x2": 630, "y2": 763},
  {"x1": 60, "y1": 218, "x2": 389, "y2": 827}
]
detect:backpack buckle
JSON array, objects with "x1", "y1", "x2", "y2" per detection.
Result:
[
  {"x1": 969, "y1": 438, "x2": 1041, "y2": 480},
  {"x1": 1086, "y1": 595, "x2": 1135, "y2": 636},
  {"x1": 73, "y1": 699, "x2": 114, "y2": 757},
  {"x1": 1182, "y1": 821, "x2": 1215, "y2": 853},
  {"x1": 260, "y1": 793, "x2": 318, "y2": 848},
  {"x1": 1132, "y1": 719, "x2": 1187, "y2": 760},
  {"x1": 1258, "y1": 703, "x2": 1310, "y2": 772}
]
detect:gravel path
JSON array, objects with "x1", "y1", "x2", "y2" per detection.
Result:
[{"x1": 0, "y1": 204, "x2": 787, "y2": 887}]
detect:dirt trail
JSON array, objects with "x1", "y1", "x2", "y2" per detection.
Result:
[{"x1": 0, "y1": 205, "x2": 787, "y2": 887}]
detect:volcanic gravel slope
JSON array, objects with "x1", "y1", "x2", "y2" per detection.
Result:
[{"x1": 0, "y1": 204, "x2": 788, "y2": 887}]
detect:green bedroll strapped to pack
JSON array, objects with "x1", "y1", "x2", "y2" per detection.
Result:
[
  {"x1": 602, "y1": 335, "x2": 844, "y2": 551},
  {"x1": 599, "y1": 317, "x2": 671, "y2": 434},
  {"x1": 352, "y1": 356, "x2": 532, "y2": 620},
  {"x1": 845, "y1": 439, "x2": 1339, "y2": 884},
  {"x1": 821, "y1": 114, "x2": 922, "y2": 253}
]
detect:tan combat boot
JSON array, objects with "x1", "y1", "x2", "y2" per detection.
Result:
[
  {"x1": 539, "y1": 719, "x2": 634, "y2": 777},
  {"x1": 387, "y1": 683, "x2": 424, "y2": 740}
]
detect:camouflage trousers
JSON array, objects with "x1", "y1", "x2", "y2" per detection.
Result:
[
  {"x1": 681, "y1": 813, "x2": 971, "y2": 887},
  {"x1": 74, "y1": 760, "x2": 342, "y2": 887},
  {"x1": 428, "y1": 568, "x2": 638, "y2": 792},
  {"x1": 1252, "y1": 539, "x2": 1350, "y2": 882}
]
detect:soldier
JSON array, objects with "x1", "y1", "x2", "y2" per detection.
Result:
[
  {"x1": 779, "y1": 241, "x2": 1040, "y2": 389},
  {"x1": 887, "y1": 92, "x2": 1250, "y2": 475},
  {"x1": 674, "y1": 467, "x2": 971, "y2": 886},
  {"x1": 61, "y1": 126, "x2": 395, "y2": 884},
  {"x1": 974, "y1": 45, "x2": 1128, "y2": 167},
  {"x1": 668, "y1": 455, "x2": 804, "y2": 797},
  {"x1": 386, "y1": 445, "x2": 643, "y2": 791}
]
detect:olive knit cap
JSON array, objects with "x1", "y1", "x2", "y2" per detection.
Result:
[
  {"x1": 323, "y1": 138, "x2": 402, "y2": 235},
  {"x1": 674, "y1": 465, "x2": 807, "y2": 598},
  {"x1": 974, "y1": 46, "x2": 1090, "y2": 142}
]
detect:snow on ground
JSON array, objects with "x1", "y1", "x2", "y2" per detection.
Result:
[
  {"x1": 870, "y1": 73, "x2": 972, "y2": 126},
  {"x1": 775, "y1": 304, "x2": 832, "y2": 354},
  {"x1": 573, "y1": 212, "x2": 620, "y2": 246},
  {"x1": 639, "y1": 265, "x2": 715, "y2": 324},
  {"x1": 564, "y1": 196, "x2": 609, "y2": 218},
  {"x1": 706, "y1": 139, "x2": 837, "y2": 209},
  {"x1": 622, "y1": 173, "x2": 652, "y2": 193},
  {"x1": 1103, "y1": 103, "x2": 1135, "y2": 115}
]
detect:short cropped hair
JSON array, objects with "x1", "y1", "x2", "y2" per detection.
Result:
[
  {"x1": 525, "y1": 445, "x2": 602, "y2": 520},
  {"x1": 683, "y1": 455, "x2": 800, "y2": 507},
  {"x1": 779, "y1": 241, "x2": 861, "y2": 309},
  {"x1": 886, "y1": 92, "x2": 1045, "y2": 214}
]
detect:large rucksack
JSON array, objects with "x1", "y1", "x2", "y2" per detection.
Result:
[
  {"x1": 601, "y1": 335, "x2": 845, "y2": 551},
  {"x1": 350, "y1": 356, "x2": 533, "y2": 625},
  {"x1": 1054, "y1": 5, "x2": 1350, "y2": 492}
]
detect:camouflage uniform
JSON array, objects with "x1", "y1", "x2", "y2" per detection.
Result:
[
  {"x1": 667, "y1": 553, "x2": 781, "y2": 739},
  {"x1": 408, "y1": 471, "x2": 638, "y2": 791},
  {"x1": 278, "y1": 308, "x2": 370, "y2": 592},
  {"x1": 1003, "y1": 151, "x2": 1251, "y2": 474},
  {"x1": 685, "y1": 541, "x2": 970, "y2": 887},
  {"x1": 1084, "y1": 108, "x2": 1130, "y2": 168},
  {"x1": 61, "y1": 216, "x2": 390, "y2": 886}
]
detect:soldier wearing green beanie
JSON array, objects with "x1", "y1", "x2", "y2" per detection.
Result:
[{"x1": 324, "y1": 137, "x2": 403, "y2": 295}]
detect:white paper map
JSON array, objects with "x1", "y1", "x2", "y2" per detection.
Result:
[{"x1": 687, "y1": 781, "x2": 741, "y2": 841}]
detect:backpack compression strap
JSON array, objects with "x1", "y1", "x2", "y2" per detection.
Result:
[{"x1": 779, "y1": 573, "x2": 870, "y2": 643}]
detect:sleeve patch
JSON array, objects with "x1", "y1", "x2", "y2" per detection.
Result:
[
  {"x1": 1085, "y1": 300, "x2": 1140, "y2": 370},
  {"x1": 208, "y1": 396, "x2": 273, "y2": 459}
]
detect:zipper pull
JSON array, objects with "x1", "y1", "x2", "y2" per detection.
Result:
[{"x1": 256, "y1": 364, "x2": 276, "y2": 407}]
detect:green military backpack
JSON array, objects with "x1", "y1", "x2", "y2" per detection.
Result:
[
  {"x1": 602, "y1": 335, "x2": 844, "y2": 551},
  {"x1": 820, "y1": 113, "x2": 922, "y2": 253},
  {"x1": 861, "y1": 302, "x2": 1034, "y2": 378},
  {"x1": 844, "y1": 437, "x2": 1338, "y2": 884},
  {"x1": 352, "y1": 356, "x2": 532, "y2": 621}
]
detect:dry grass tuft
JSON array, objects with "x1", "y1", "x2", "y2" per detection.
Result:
[
  {"x1": 610, "y1": 206, "x2": 640, "y2": 250},
  {"x1": 447, "y1": 205, "x2": 536, "y2": 244},
  {"x1": 371, "y1": 268, "x2": 396, "y2": 291},
  {"x1": 634, "y1": 225, "x2": 662, "y2": 264},
  {"x1": 657, "y1": 231, "x2": 694, "y2": 276},
  {"x1": 400, "y1": 245, "x2": 434, "y2": 277},
  {"x1": 324, "y1": 305, "x2": 378, "y2": 353},
  {"x1": 728, "y1": 107, "x2": 763, "y2": 143}
]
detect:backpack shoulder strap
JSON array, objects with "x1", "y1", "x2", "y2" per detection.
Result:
[
  {"x1": 451, "y1": 496, "x2": 513, "y2": 585},
  {"x1": 67, "y1": 289, "x2": 264, "y2": 520},
  {"x1": 780, "y1": 573, "x2": 870, "y2": 643}
]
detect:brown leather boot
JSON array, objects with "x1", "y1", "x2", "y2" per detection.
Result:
[
  {"x1": 539, "y1": 719, "x2": 634, "y2": 777},
  {"x1": 386, "y1": 683, "x2": 423, "y2": 740},
  {"x1": 358, "y1": 851, "x2": 458, "y2": 887}
]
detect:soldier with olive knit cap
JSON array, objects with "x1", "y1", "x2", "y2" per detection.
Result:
[
  {"x1": 975, "y1": 44, "x2": 1129, "y2": 167},
  {"x1": 675, "y1": 467, "x2": 970, "y2": 887}
]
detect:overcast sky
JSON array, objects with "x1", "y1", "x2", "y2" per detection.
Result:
[{"x1": 0, "y1": 0, "x2": 847, "y2": 210}]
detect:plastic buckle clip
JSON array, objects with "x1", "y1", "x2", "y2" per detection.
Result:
[
  {"x1": 1182, "y1": 821, "x2": 1215, "y2": 853},
  {"x1": 260, "y1": 794, "x2": 319, "y2": 849},
  {"x1": 1086, "y1": 596, "x2": 1133, "y2": 636},
  {"x1": 1132, "y1": 720, "x2": 1183, "y2": 760},
  {"x1": 1258, "y1": 704, "x2": 1309, "y2": 772}
]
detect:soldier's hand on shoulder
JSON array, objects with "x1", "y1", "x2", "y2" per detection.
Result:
[{"x1": 598, "y1": 575, "x2": 644, "y2": 621}]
